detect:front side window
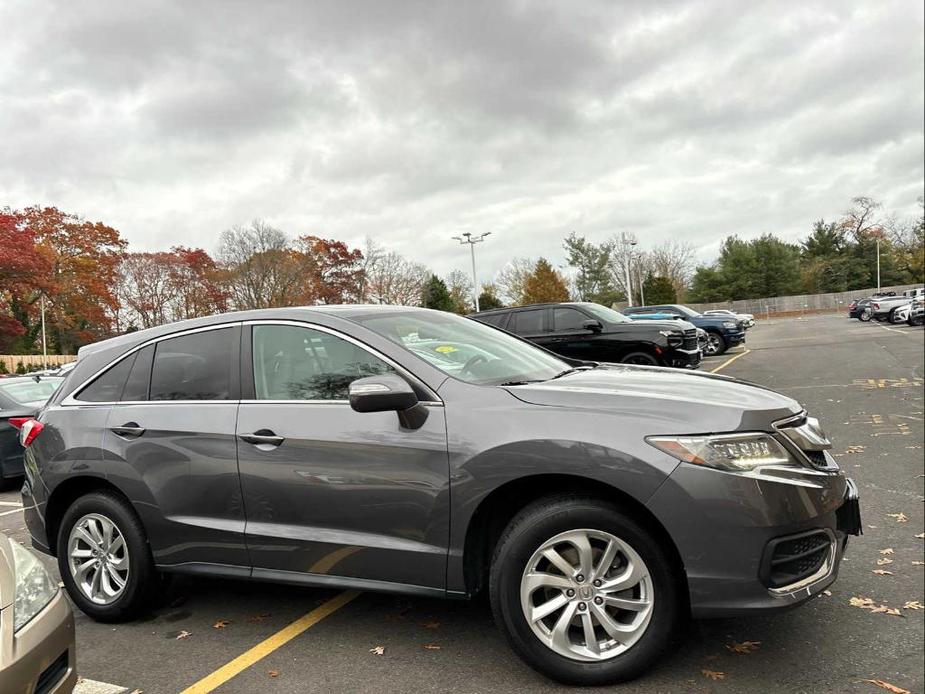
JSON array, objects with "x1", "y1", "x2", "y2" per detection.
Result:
[
  {"x1": 354, "y1": 310, "x2": 568, "y2": 386},
  {"x1": 150, "y1": 329, "x2": 235, "y2": 401},
  {"x1": 252, "y1": 325, "x2": 395, "y2": 401},
  {"x1": 553, "y1": 308, "x2": 590, "y2": 331}
]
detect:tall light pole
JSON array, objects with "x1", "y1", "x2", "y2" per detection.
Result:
[
  {"x1": 876, "y1": 237, "x2": 881, "y2": 291},
  {"x1": 452, "y1": 232, "x2": 491, "y2": 312},
  {"x1": 40, "y1": 294, "x2": 48, "y2": 369},
  {"x1": 621, "y1": 232, "x2": 638, "y2": 306}
]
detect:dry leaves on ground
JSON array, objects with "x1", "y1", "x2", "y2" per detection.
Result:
[
  {"x1": 422, "y1": 643, "x2": 442, "y2": 650},
  {"x1": 861, "y1": 679, "x2": 911, "y2": 694},
  {"x1": 872, "y1": 569, "x2": 894, "y2": 576},
  {"x1": 268, "y1": 670, "x2": 279, "y2": 678},
  {"x1": 876, "y1": 558, "x2": 894, "y2": 566},
  {"x1": 916, "y1": 533, "x2": 925, "y2": 539},
  {"x1": 912, "y1": 561, "x2": 924, "y2": 566},
  {"x1": 702, "y1": 669, "x2": 726, "y2": 681},
  {"x1": 175, "y1": 630, "x2": 191, "y2": 640},
  {"x1": 903, "y1": 601, "x2": 923, "y2": 610},
  {"x1": 420, "y1": 620, "x2": 441, "y2": 630},
  {"x1": 212, "y1": 620, "x2": 231, "y2": 629},
  {"x1": 369, "y1": 646, "x2": 385, "y2": 655},
  {"x1": 248, "y1": 613, "x2": 270, "y2": 623},
  {"x1": 849, "y1": 597, "x2": 904, "y2": 617},
  {"x1": 887, "y1": 513, "x2": 908, "y2": 523},
  {"x1": 846, "y1": 446, "x2": 866, "y2": 454},
  {"x1": 725, "y1": 640, "x2": 761, "y2": 654},
  {"x1": 880, "y1": 548, "x2": 895, "y2": 555}
]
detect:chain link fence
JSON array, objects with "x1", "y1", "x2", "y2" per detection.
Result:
[{"x1": 682, "y1": 283, "x2": 922, "y2": 318}]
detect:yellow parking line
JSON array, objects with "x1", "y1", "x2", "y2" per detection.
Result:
[
  {"x1": 179, "y1": 590, "x2": 360, "y2": 694},
  {"x1": 710, "y1": 349, "x2": 752, "y2": 374}
]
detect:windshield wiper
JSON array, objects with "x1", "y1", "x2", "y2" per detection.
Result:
[
  {"x1": 499, "y1": 379, "x2": 544, "y2": 386},
  {"x1": 549, "y1": 365, "x2": 596, "y2": 381}
]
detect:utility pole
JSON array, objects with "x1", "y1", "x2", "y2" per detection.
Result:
[
  {"x1": 621, "y1": 232, "x2": 638, "y2": 306},
  {"x1": 876, "y1": 237, "x2": 881, "y2": 291},
  {"x1": 452, "y1": 232, "x2": 491, "y2": 312},
  {"x1": 40, "y1": 294, "x2": 48, "y2": 369}
]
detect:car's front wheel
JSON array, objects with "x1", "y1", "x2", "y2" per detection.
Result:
[
  {"x1": 56, "y1": 491, "x2": 159, "y2": 622},
  {"x1": 703, "y1": 331, "x2": 727, "y2": 356},
  {"x1": 620, "y1": 352, "x2": 660, "y2": 366},
  {"x1": 489, "y1": 496, "x2": 681, "y2": 685}
]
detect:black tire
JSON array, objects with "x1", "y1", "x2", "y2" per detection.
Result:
[
  {"x1": 489, "y1": 495, "x2": 682, "y2": 686},
  {"x1": 704, "y1": 330, "x2": 727, "y2": 356},
  {"x1": 859, "y1": 309, "x2": 872, "y2": 322},
  {"x1": 620, "y1": 351, "x2": 660, "y2": 366},
  {"x1": 56, "y1": 490, "x2": 159, "y2": 622},
  {"x1": 888, "y1": 309, "x2": 900, "y2": 324}
]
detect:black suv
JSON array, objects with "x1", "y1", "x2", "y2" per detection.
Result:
[{"x1": 470, "y1": 302, "x2": 702, "y2": 368}]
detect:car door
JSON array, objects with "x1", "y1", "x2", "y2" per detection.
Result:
[
  {"x1": 548, "y1": 306, "x2": 603, "y2": 360},
  {"x1": 236, "y1": 321, "x2": 449, "y2": 591},
  {"x1": 96, "y1": 325, "x2": 248, "y2": 569}
]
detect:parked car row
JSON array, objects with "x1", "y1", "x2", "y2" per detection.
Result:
[
  {"x1": 0, "y1": 376, "x2": 65, "y2": 489},
  {"x1": 622, "y1": 304, "x2": 750, "y2": 356},
  {"x1": 848, "y1": 288, "x2": 925, "y2": 326},
  {"x1": 11, "y1": 305, "x2": 856, "y2": 686}
]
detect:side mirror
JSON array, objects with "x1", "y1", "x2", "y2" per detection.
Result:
[
  {"x1": 672, "y1": 315, "x2": 684, "y2": 320},
  {"x1": 582, "y1": 319, "x2": 603, "y2": 333},
  {"x1": 348, "y1": 374, "x2": 428, "y2": 429}
]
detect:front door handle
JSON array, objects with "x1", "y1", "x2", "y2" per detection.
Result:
[
  {"x1": 111, "y1": 422, "x2": 146, "y2": 438},
  {"x1": 239, "y1": 429, "x2": 285, "y2": 447}
]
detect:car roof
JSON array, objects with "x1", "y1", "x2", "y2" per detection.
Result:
[{"x1": 471, "y1": 302, "x2": 597, "y2": 316}]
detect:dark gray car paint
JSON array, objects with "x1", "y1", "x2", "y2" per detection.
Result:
[{"x1": 22, "y1": 306, "x2": 849, "y2": 616}]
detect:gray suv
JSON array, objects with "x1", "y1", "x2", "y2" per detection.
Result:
[{"x1": 19, "y1": 306, "x2": 860, "y2": 685}]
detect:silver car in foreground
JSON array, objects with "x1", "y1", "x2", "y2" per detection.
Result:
[{"x1": 0, "y1": 531, "x2": 76, "y2": 693}]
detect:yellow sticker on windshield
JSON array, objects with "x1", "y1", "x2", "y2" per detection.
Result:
[{"x1": 435, "y1": 345, "x2": 457, "y2": 354}]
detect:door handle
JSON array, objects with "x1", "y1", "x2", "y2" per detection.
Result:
[
  {"x1": 111, "y1": 422, "x2": 146, "y2": 438},
  {"x1": 239, "y1": 429, "x2": 285, "y2": 447}
]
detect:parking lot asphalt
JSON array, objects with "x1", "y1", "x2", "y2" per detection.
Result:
[{"x1": 2, "y1": 314, "x2": 923, "y2": 694}]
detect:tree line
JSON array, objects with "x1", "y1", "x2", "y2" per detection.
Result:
[{"x1": 2, "y1": 194, "x2": 922, "y2": 354}]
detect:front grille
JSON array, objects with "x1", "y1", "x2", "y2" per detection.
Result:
[
  {"x1": 682, "y1": 329, "x2": 698, "y2": 350},
  {"x1": 762, "y1": 530, "x2": 831, "y2": 590},
  {"x1": 36, "y1": 651, "x2": 68, "y2": 694}
]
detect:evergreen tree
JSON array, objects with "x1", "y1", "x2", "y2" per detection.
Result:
[
  {"x1": 421, "y1": 275, "x2": 454, "y2": 312},
  {"x1": 642, "y1": 275, "x2": 676, "y2": 304},
  {"x1": 563, "y1": 233, "x2": 615, "y2": 303}
]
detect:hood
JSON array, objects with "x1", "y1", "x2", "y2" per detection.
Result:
[
  {"x1": 503, "y1": 364, "x2": 801, "y2": 433},
  {"x1": 609, "y1": 319, "x2": 695, "y2": 332}
]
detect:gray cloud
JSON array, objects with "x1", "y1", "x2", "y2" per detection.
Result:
[{"x1": 1, "y1": 0, "x2": 922, "y2": 281}]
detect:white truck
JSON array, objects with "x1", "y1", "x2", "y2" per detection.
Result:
[{"x1": 867, "y1": 287, "x2": 925, "y2": 322}]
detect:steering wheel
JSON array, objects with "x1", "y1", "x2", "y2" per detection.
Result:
[{"x1": 460, "y1": 354, "x2": 488, "y2": 377}]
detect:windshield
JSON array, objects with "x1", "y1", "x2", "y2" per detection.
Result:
[
  {"x1": 0, "y1": 377, "x2": 64, "y2": 406},
  {"x1": 665, "y1": 305, "x2": 699, "y2": 318},
  {"x1": 353, "y1": 310, "x2": 568, "y2": 385},
  {"x1": 582, "y1": 304, "x2": 632, "y2": 324}
]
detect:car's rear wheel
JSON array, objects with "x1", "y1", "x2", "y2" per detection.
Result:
[
  {"x1": 57, "y1": 491, "x2": 159, "y2": 622},
  {"x1": 489, "y1": 496, "x2": 681, "y2": 685},
  {"x1": 704, "y1": 331, "x2": 727, "y2": 356},
  {"x1": 620, "y1": 352, "x2": 660, "y2": 366},
  {"x1": 859, "y1": 308, "x2": 872, "y2": 322}
]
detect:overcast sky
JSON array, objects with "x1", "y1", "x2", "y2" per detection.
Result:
[{"x1": 2, "y1": 0, "x2": 923, "y2": 282}]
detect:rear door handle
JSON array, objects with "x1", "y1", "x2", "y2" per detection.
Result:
[
  {"x1": 239, "y1": 429, "x2": 285, "y2": 447},
  {"x1": 111, "y1": 422, "x2": 146, "y2": 438}
]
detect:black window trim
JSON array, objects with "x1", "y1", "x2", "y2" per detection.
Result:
[
  {"x1": 62, "y1": 323, "x2": 243, "y2": 406},
  {"x1": 240, "y1": 319, "x2": 442, "y2": 406}
]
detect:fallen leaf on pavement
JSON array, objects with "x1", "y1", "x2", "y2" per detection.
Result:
[
  {"x1": 887, "y1": 513, "x2": 908, "y2": 523},
  {"x1": 822, "y1": 590, "x2": 832, "y2": 596},
  {"x1": 916, "y1": 533, "x2": 925, "y2": 539},
  {"x1": 422, "y1": 643, "x2": 441, "y2": 650},
  {"x1": 212, "y1": 620, "x2": 231, "y2": 629},
  {"x1": 176, "y1": 631, "x2": 191, "y2": 640},
  {"x1": 872, "y1": 569, "x2": 893, "y2": 576},
  {"x1": 903, "y1": 601, "x2": 923, "y2": 610},
  {"x1": 725, "y1": 640, "x2": 761, "y2": 654},
  {"x1": 912, "y1": 561, "x2": 924, "y2": 566},
  {"x1": 846, "y1": 446, "x2": 866, "y2": 453},
  {"x1": 702, "y1": 669, "x2": 726, "y2": 681},
  {"x1": 868, "y1": 606, "x2": 903, "y2": 616},
  {"x1": 861, "y1": 679, "x2": 911, "y2": 694},
  {"x1": 369, "y1": 646, "x2": 385, "y2": 655},
  {"x1": 247, "y1": 613, "x2": 270, "y2": 623},
  {"x1": 850, "y1": 596, "x2": 876, "y2": 608},
  {"x1": 268, "y1": 670, "x2": 279, "y2": 678},
  {"x1": 879, "y1": 548, "x2": 895, "y2": 555},
  {"x1": 877, "y1": 558, "x2": 894, "y2": 565},
  {"x1": 420, "y1": 620, "x2": 441, "y2": 630}
]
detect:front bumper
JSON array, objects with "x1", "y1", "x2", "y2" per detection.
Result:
[
  {"x1": 725, "y1": 330, "x2": 747, "y2": 346},
  {"x1": 0, "y1": 590, "x2": 77, "y2": 694},
  {"x1": 666, "y1": 347, "x2": 703, "y2": 369},
  {"x1": 647, "y1": 462, "x2": 855, "y2": 617}
]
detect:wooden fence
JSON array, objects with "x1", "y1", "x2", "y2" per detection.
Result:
[{"x1": 0, "y1": 354, "x2": 76, "y2": 373}]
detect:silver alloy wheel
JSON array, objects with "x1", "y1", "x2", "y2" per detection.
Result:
[
  {"x1": 705, "y1": 333, "x2": 723, "y2": 355},
  {"x1": 67, "y1": 513, "x2": 130, "y2": 605},
  {"x1": 520, "y1": 529, "x2": 654, "y2": 662}
]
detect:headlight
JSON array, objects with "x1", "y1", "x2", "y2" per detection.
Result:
[
  {"x1": 11, "y1": 541, "x2": 58, "y2": 632},
  {"x1": 646, "y1": 433, "x2": 796, "y2": 471},
  {"x1": 722, "y1": 321, "x2": 737, "y2": 329}
]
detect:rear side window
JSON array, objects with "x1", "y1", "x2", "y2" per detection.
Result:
[
  {"x1": 78, "y1": 354, "x2": 137, "y2": 402},
  {"x1": 511, "y1": 309, "x2": 545, "y2": 335},
  {"x1": 150, "y1": 329, "x2": 235, "y2": 401},
  {"x1": 553, "y1": 308, "x2": 588, "y2": 332},
  {"x1": 122, "y1": 345, "x2": 154, "y2": 401}
]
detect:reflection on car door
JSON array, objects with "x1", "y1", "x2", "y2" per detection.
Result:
[
  {"x1": 95, "y1": 326, "x2": 248, "y2": 569},
  {"x1": 236, "y1": 322, "x2": 449, "y2": 591}
]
